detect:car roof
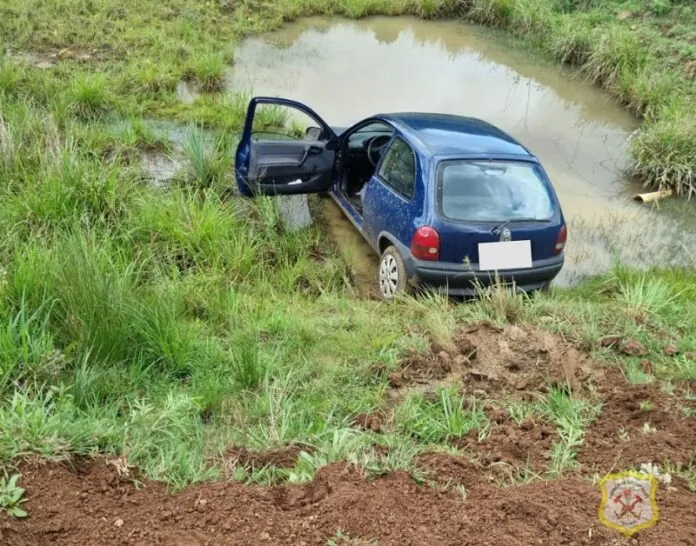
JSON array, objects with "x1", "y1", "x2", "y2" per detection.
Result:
[{"x1": 378, "y1": 113, "x2": 532, "y2": 158}]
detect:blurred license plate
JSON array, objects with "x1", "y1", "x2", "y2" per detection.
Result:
[{"x1": 478, "y1": 241, "x2": 532, "y2": 271}]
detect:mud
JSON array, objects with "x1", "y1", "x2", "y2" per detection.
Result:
[
  {"x1": 320, "y1": 197, "x2": 379, "y2": 299},
  {"x1": 4, "y1": 458, "x2": 696, "y2": 546},
  {"x1": 5, "y1": 47, "x2": 99, "y2": 69},
  {"x1": 390, "y1": 322, "x2": 601, "y2": 400},
  {"x1": 227, "y1": 16, "x2": 696, "y2": 287}
]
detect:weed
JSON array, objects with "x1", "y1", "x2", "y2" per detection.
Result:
[
  {"x1": 67, "y1": 73, "x2": 113, "y2": 120},
  {"x1": 469, "y1": 275, "x2": 528, "y2": 324},
  {"x1": 504, "y1": 399, "x2": 542, "y2": 426},
  {"x1": 543, "y1": 387, "x2": 601, "y2": 475},
  {"x1": 189, "y1": 52, "x2": 228, "y2": 92},
  {"x1": 0, "y1": 472, "x2": 28, "y2": 518},
  {"x1": 327, "y1": 528, "x2": 379, "y2": 545},
  {"x1": 396, "y1": 387, "x2": 488, "y2": 443},
  {"x1": 181, "y1": 124, "x2": 232, "y2": 189},
  {"x1": 231, "y1": 337, "x2": 266, "y2": 390}
]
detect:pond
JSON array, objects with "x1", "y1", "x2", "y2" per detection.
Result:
[{"x1": 227, "y1": 16, "x2": 696, "y2": 287}]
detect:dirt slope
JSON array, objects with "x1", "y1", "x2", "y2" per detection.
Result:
[{"x1": 2, "y1": 458, "x2": 695, "y2": 546}]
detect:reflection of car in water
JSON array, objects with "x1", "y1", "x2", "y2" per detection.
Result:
[{"x1": 235, "y1": 96, "x2": 568, "y2": 300}]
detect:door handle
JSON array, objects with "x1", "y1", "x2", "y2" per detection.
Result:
[{"x1": 307, "y1": 145, "x2": 323, "y2": 155}]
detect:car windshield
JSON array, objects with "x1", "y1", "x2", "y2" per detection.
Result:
[{"x1": 438, "y1": 160, "x2": 555, "y2": 222}]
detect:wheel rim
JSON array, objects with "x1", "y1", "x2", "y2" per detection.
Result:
[{"x1": 379, "y1": 254, "x2": 399, "y2": 298}]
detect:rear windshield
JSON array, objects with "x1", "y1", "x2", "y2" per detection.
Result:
[{"x1": 437, "y1": 160, "x2": 555, "y2": 222}]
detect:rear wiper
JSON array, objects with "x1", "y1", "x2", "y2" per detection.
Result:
[
  {"x1": 492, "y1": 219, "x2": 512, "y2": 236},
  {"x1": 491, "y1": 217, "x2": 549, "y2": 236}
]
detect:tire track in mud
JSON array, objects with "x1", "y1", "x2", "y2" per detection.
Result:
[{"x1": 320, "y1": 197, "x2": 379, "y2": 299}]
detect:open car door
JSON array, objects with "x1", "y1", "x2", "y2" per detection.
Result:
[{"x1": 235, "y1": 97, "x2": 338, "y2": 197}]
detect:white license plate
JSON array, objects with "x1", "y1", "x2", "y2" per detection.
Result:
[{"x1": 478, "y1": 240, "x2": 532, "y2": 271}]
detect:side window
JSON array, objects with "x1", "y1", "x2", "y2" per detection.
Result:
[
  {"x1": 251, "y1": 103, "x2": 326, "y2": 141},
  {"x1": 377, "y1": 137, "x2": 416, "y2": 199}
]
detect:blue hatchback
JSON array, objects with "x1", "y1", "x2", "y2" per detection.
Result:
[{"x1": 235, "y1": 96, "x2": 567, "y2": 299}]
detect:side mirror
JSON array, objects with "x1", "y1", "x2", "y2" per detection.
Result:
[{"x1": 305, "y1": 126, "x2": 322, "y2": 140}]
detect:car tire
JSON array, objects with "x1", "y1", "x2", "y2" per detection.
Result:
[{"x1": 378, "y1": 246, "x2": 409, "y2": 300}]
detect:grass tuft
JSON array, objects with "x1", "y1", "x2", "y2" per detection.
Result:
[
  {"x1": 67, "y1": 73, "x2": 113, "y2": 120},
  {"x1": 189, "y1": 52, "x2": 229, "y2": 93}
]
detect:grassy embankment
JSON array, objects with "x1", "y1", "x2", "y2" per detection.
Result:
[{"x1": 0, "y1": 0, "x2": 694, "y2": 496}]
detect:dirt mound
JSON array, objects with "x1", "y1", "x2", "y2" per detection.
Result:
[
  {"x1": 457, "y1": 323, "x2": 600, "y2": 396},
  {"x1": 391, "y1": 322, "x2": 601, "y2": 400},
  {"x1": 580, "y1": 382, "x2": 696, "y2": 472},
  {"x1": 225, "y1": 445, "x2": 307, "y2": 470},
  {"x1": 352, "y1": 411, "x2": 386, "y2": 433},
  {"x1": 4, "y1": 458, "x2": 696, "y2": 545},
  {"x1": 415, "y1": 453, "x2": 490, "y2": 490}
]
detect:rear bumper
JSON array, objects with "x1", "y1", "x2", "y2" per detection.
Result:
[{"x1": 408, "y1": 255, "x2": 564, "y2": 296}]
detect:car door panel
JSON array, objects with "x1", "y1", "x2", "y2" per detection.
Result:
[
  {"x1": 248, "y1": 140, "x2": 334, "y2": 194},
  {"x1": 235, "y1": 97, "x2": 337, "y2": 197}
]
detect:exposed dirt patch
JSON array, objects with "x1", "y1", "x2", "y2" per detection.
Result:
[
  {"x1": 3, "y1": 458, "x2": 696, "y2": 545},
  {"x1": 352, "y1": 411, "x2": 387, "y2": 433},
  {"x1": 391, "y1": 322, "x2": 602, "y2": 400},
  {"x1": 580, "y1": 381, "x2": 696, "y2": 472},
  {"x1": 459, "y1": 324, "x2": 600, "y2": 397},
  {"x1": 396, "y1": 346, "x2": 469, "y2": 385},
  {"x1": 415, "y1": 452, "x2": 491, "y2": 490},
  {"x1": 225, "y1": 445, "x2": 308, "y2": 470},
  {"x1": 6, "y1": 47, "x2": 106, "y2": 69},
  {"x1": 320, "y1": 197, "x2": 379, "y2": 300},
  {"x1": 455, "y1": 415, "x2": 557, "y2": 474}
]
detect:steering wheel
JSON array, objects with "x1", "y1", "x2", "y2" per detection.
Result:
[{"x1": 366, "y1": 135, "x2": 391, "y2": 167}]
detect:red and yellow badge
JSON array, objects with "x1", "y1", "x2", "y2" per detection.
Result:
[{"x1": 599, "y1": 471, "x2": 660, "y2": 536}]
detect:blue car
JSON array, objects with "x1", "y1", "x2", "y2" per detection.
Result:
[{"x1": 235, "y1": 96, "x2": 567, "y2": 300}]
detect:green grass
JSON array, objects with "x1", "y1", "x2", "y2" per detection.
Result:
[
  {"x1": 1, "y1": 0, "x2": 694, "y2": 193},
  {"x1": 0, "y1": 0, "x2": 695, "y2": 492}
]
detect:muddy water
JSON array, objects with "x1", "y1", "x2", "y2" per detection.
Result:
[{"x1": 228, "y1": 16, "x2": 696, "y2": 286}]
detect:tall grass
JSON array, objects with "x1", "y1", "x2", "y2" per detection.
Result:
[{"x1": 3, "y1": 0, "x2": 692, "y2": 192}]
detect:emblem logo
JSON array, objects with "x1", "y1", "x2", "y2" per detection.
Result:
[
  {"x1": 599, "y1": 471, "x2": 660, "y2": 536},
  {"x1": 500, "y1": 228, "x2": 511, "y2": 242}
]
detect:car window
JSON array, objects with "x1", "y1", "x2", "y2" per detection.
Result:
[
  {"x1": 378, "y1": 137, "x2": 416, "y2": 199},
  {"x1": 437, "y1": 160, "x2": 555, "y2": 222},
  {"x1": 348, "y1": 122, "x2": 393, "y2": 148},
  {"x1": 251, "y1": 103, "x2": 327, "y2": 141}
]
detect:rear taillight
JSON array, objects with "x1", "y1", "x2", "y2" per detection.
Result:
[
  {"x1": 554, "y1": 224, "x2": 567, "y2": 254},
  {"x1": 411, "y1": 226, "x2": 440, "y2": 261}
]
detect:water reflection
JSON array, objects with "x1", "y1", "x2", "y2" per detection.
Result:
[{"x1": 227, "y1": 16, "x2": 695, "y2": 285}]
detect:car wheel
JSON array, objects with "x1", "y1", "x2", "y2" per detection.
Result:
[{"x1": 378, "y1": 246, "x2": 409, "y2": 300}]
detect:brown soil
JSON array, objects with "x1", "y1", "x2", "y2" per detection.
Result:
[
  {"x1": 225, "y1": 445, "x2": 308, "y2": 470},
  {"x1": 455, "y1": 415, "x2": 557, "y2": 474},
  {"x1": 4, "y1": 326, "x2": 695, "y2": 545},
  {"x1": 3, "y1": 458, "x2": 696, "y2": 546},
  {"x1": 579, "y1": 381, "x2": 696, "y2": 472},
  {"x1": 390, "y1": 322, "x2": 601, "y2": 400},
  {"x1": 320, "y1": 198, "x2": 379, "y2": 299},
  {"x1": 352, "y1": 411, "x2": 387, "y2": 433}
]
